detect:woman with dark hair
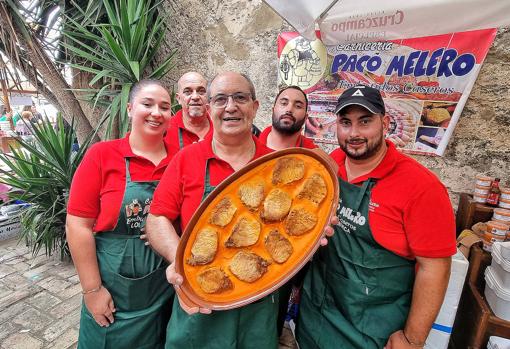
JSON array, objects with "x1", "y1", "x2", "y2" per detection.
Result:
[{"x1": 66, "y1": 79, "x2": 175, "y2": 349}]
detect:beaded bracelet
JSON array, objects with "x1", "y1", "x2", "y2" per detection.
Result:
[
  {"x1": 402, "y1": 330, "x2": 425, "y2": 348},
  {"x1": 82, "y1": 285, "x2": 102, "y2": 295}
]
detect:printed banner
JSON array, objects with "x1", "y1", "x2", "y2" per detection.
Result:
[
  {"x1": 266, "y1": 0, "x2": 510, "y2": 45},
  {"x1": 277, "y1": 29, "x2": 497, "y2": 156}
]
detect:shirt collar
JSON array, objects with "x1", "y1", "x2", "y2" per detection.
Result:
[
  {"x1": 119, "y1": 132, "x2": 136, "y2": 157},
  {"x1": 260, "y1": 125, "x2": 306, "y2": 148},
  {"x1": 120, "y1": 132, "x2": 173, "y2": 166},
  {"x1": 337, "y1": 140, "x2": 398, "y2": 183},
  {"x1": 259, "y1": 126, "x2": 271, "y2": 144},
  {"x1": 172, "y1": 109, "x2": 212, "y2": 131},
  {"x1": 171, "y1": 110, "x2": 185, "y2": 129},
  {"x1": 200, "y1": 132, "x2": 269, "y2": 161}
]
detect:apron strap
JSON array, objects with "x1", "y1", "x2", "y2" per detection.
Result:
[
  {"x1": 201, "y1": 158, "x2": 214, "y2": 201},
  {"x1": 178, "y1": 128, "x2": 184, "y2": 149},
  {"x1": 125, "y1": 158, "x2": 132, "y2": 182},
  {"x1": 353, "y1": 179, "x2": 374, "y2": 211},
  {"x1": 204, "y1": 159, "x2": 211, "y2": 189}
]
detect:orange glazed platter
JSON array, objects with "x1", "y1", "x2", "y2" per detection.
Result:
[{"x1": 175, "y1": 148, "x2": 339, "y2": 310}]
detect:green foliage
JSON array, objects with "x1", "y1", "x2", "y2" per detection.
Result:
[
  {"x1": 170, "y1": 89, "x2": 182, "y2": 115},
  {"x1": 63, "y1": 0, "x2": 177, "y2": 139},
  {"x1": 0, "y1": 115, "x2": 93, "y2": 259}
]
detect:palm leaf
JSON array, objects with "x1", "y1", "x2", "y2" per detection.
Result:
[
  {"x1": 0, "y1": 115, "x2": 94, "y2": 259},
  {"x1": 61, "y1": 0, "x2": 178, "y2": 139}
]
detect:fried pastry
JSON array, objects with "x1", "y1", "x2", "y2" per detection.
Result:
[
  {"x1": 187, "y1": 228, "x2": 218, "y2": 266},
  {"x1": 209, "y1": 197, "x2": 237, "y2": 227},
  {"x1": 197, "y1": 267, "x2": 233, "y2": 294},
  {"x1": 272, "y1": 157, "x2": 305, "y2": 185},
  {"x1": 285, "y1": 207, "x2": 318, "y2": 236},
  {"x1": 260, "y1": 189, "x2": 292, "y2": 222},
  {"x1": 225, "y1": 216, "x2": 261, "y2": 248},
  {"x1": 229, "y1": 251, "x2": 270, "y2": 283},
  {"x1": 238, "y1": 181, "x2": 265, "y2": 211},
  {"x1": 264, "y1": 229, "x2": 293, "y2": 264},
  {"x1": 297, "y1": 173, "x2": 327, "y2": 205},
  {"x1": 426, "y1": 108, "x2": 450, "y2": 124}
]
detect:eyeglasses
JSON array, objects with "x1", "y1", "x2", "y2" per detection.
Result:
[{"x1": 210, "y1": 92, "x2": 252, "y2": 108}]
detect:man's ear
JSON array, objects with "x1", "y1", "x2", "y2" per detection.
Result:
[
  {"x1": 252, "y1": 99, "x2": 260, "y2": 113},
  {"x1": 127, "y1": 103, "x2": 132, "y2": 117},
  {"x1": 175, "y1": 93, "x2": 182, "y2": 106},
  {"x1": 382, "y1": 114, "x2": 390, "y2": 135}
]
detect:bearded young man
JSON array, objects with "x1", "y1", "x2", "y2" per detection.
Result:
[
  {"x1": 296, "y1": 85, "x2": 456, "y2": 349},
  {"x1": 258, "y1": 86, "x2": 316, "y2": 150}
]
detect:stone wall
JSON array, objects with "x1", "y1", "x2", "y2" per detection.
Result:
[{"x1": 160, "y1": 0, "x2": 510, "y2": 208}]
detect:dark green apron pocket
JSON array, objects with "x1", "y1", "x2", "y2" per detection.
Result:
[
  {"x1": 327, "y1": 269, "x2": 410, "y2": 340},
  {"x1": 360, "y1": 292, "x2": 410, "y2": 340},
  {"x1": 302, "y1": 259, "x2": 326, "y2": 308},
  {"x1": 80, "y1": 301, "x2": 169, "y2": 349},
  {"x1": 111, "y1": 266, "x2": 171, "y2": 311},
  {"x1": 95, "y1": 236, "x2": 129, "y2": 255},
  {"x1": 78, "y1": 305, "x2": 107, "y2": 349}
]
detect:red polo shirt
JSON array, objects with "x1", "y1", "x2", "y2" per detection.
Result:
[
  {"x1": 164, "y1": 110, "x2": 213, "y2": 155},
  {"x1": 67, "y1": 134, "x2": 173, "y2": 232},
  {"x1": 151, "y1": 133, "x2": 273, "y2": 231},
  {"x1": 258, "y1": 126, "x2": 317, "y2": 149},
  {"x1": 329, "y1": 141, "x2": 456, "y2": 259}
]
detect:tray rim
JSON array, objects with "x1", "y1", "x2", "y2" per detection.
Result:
[{"x1": 174, "y1": 147, "x2": 339, "y2": 311}]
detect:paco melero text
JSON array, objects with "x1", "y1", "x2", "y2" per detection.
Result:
[{"x1": 331, "y1": 47, "x2": 476, "y2": 77}]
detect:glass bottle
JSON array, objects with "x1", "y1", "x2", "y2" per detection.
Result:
[{"x1": 486, "y1": 178, "x2": 501, "y2": 206}]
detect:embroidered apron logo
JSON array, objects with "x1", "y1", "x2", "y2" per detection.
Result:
[{"x1": 125, "y1": 198, "x2": 152, "y2": 229}]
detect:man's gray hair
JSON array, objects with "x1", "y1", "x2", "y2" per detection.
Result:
[{"x1": 207, "y1": 73, "x2": 256, "y2": 100}]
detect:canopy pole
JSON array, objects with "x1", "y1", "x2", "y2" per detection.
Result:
[{"x1": 319, "y1": 0, "x2": 340, "y2": 20}]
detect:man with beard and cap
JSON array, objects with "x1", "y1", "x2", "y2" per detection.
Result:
[
  {"x1": 258, "y1": 86, "x2": 316, "y2": 150},
  {"x1": 296, "y1": 85, "x2": 456, "y2": 349},
  {"x1": 165, "y1": 72, "x2": 213, "y2": 154}
]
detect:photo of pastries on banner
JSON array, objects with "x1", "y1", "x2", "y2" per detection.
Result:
[
  {"x1": 420, "y1": 101, "x2": 457, "y2": 128},
  {"x1": 179, "y1": 153, "x2": 337, "y2": 307}
]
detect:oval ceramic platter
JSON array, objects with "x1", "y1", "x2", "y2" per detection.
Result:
[{"x1": 174, "y1": 148, "x2": 339, "y2": 310}]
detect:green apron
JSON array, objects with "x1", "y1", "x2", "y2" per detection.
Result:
[
  {"x1": 165, "y1": 160, "x2": 279, "y2": 349},
  {"x1": 78, "y1": 159, "x2": 174, "y2": 349},
  {"x1": 296, "y1": 178, "x2": 416, "y2": 349}
]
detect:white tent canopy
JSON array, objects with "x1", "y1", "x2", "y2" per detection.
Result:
[{"x1": 264, "y1": 0, "x2": 510, "y2": 45}]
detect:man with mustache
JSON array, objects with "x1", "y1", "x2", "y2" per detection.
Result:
[
  {"x1": 296, "y1": 85, "x2": 456, "y2": 349},
  {"x1": 165, "y1": 72, "x2": 212, "y2": 154},
  {"x1": 258, "y1": 86, "x2": 316, "y2": 150},
  {"x1": 147, "y1": 72, "x2": 280, "y2": 349}
]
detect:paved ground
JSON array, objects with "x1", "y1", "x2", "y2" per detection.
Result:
[
  {"x1": 0, "y1": 238, "x2": 81, "y2": 349},
  {"x1": 0, "y1": 237, "x2": 297, "y2": 349}
]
